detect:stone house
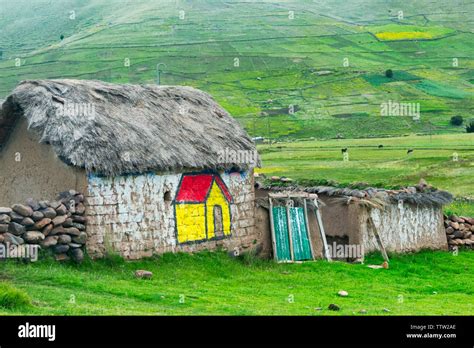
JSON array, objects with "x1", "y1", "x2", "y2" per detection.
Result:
[{"x1": 0, "y1": 79, "x2": 261, "y2": 259}]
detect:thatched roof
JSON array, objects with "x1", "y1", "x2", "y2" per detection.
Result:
[{"x1": 0, "y1": 79, "x2": 259, "y2": 175}]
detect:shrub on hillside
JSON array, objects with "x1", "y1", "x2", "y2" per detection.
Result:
[
  {"x1": 385, "y1": 69, "x2": 393, "y2": 78},
  {"x1": 466, "y1": 121, "x2": 474, "y2": 133},
  {"x1": 0, "y1": 283, "x2": 31, "y2": 309},
  {"x1": 450, "y1": 115, "x2": 463, "y2": 126}
]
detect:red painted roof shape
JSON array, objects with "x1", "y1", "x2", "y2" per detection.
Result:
[{"x1": 175, "y1": 174, "x2": 232, "y2": 203}]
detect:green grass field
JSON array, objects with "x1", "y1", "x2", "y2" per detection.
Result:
[
  {"x1": 258, "y1": 133, "x2": 474, "y2": 215},
  {"x1": 0, "y1": 250, "x2": 473, "y2": 315}
]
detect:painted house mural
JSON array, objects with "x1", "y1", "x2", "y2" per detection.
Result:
[{"x1": 174, "y1": 173, "x2": 232, "y2": 243}]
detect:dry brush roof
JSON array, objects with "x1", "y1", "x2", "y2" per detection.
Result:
[{"x1": 0, "y1": 79, "x2": 259, "y2": 175}]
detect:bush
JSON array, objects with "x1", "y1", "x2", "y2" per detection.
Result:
[
  {"x1": 466, "y1": 121, "x2": 474, "y2": 133},
  {"x1": 450, "y1": 115, "x2": 463, "y2": 126},
  {"x1": 0, "y1": 283, "x2": 31, "y2": 309},
  {"x1": 385, "y1": 69, "x2": 393, "y2": 78}
]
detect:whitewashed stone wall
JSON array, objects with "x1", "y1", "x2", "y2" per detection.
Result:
[
  {"x1": 85, "y1": 170, "x2": 257, "y2": 259},
  {"x1": 361, "y1": 203, "x2": 447, "y2": 253}
]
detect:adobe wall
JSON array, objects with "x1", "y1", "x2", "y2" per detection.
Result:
[
  {"x1": 0, "y1": 118, "x2": 88, "y2": 206},
  {"x1": 362, "y1": 203, "x2": 448, "y2": 253},
  {"x1": 85, "y1": 170, "x2": 259, "y2": 259}
]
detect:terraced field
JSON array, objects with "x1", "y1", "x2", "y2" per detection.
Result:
[{"x1": 0, "y1": 0, "x2": 472, "y2": 211}]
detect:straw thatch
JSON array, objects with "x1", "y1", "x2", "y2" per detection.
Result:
[{"x1": 0, "y1": 79, "x2": 260, "y2": 175}]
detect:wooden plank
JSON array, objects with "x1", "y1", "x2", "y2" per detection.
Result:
[
  {"x1": 313, "y1": 199, "x2": 332, "y2": 262},
  {"x1": 269, "y1": 192, "x2": 318, "y2": 199},
  {"x1": 303, "y1": 199, "x2": 316, "y2": 260},
  {"x1": 268, "y1": 197, "x2": 278, "y2": 261},
  {"x1": 368, "y1": 215, "x2": 389, "y2": 263},
  {"x1": 285, "y1": 201, "x2": 295, "y2": 261}
]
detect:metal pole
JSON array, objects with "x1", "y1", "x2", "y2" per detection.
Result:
[{"x1": 156, "y1": 63, "x2": 167, "y2": 85}]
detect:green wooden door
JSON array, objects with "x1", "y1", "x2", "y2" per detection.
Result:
[
  {"x1": 271, "y1": 206, "x2": 312, "y2": 261},
  {"x1": 272, "y1": 207, "x2": 291, "y2": 261},
  {"x1": 289, "y1": 207, "x2": 312, "y2": 261}
]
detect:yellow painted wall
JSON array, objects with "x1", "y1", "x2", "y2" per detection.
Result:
[
  {"x1": 206, "y1": 182, "x2": 231, "y2": 239},
  {"x1": 175, "y1": 203, "x2": 206, "y2": 243}
]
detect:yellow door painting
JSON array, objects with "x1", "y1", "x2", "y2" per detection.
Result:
[{"x1": 174, "y1": 173, "x2": 232, "y2": 244}]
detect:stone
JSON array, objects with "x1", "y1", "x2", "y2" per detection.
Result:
[
  {"x1": 359, "y1": 309, "x2": 368, "y2": 314},
  {"x1": 12, "y1": 204, "x2": 33, "y2": 217},
  {"x1": 72, "y1": 215, "x2": 87, "y2": 223},
  {"x1": 24, "y1": 231, "x2": 45, "y2": 244},
  {"x1": 35, "y1": 218, "x2": 52, "y2": 230},
  {"x1": 0, "y1": 207, "x2": 12, "y2": 214},
  {"x1": 464, "y1": 231, "x2": 472, "y2": 239},
  {"x1": 382, "y1": 308, "x2": 391, "y2": 313},
  {"x1": 0, "y1": 214, "x2": 11, "y2": 224},
  {"x1": 72, "y1": 232, "x2": 87, "y2": 244},
  {"x1": 66, "y1": 228, "x2": 81, "y2": 237},
  {"x1": 449, "y1": 221, "x2": 460, "y2": 230},
  {"x1": 68, "y1": 243, "x2": 82, "y2": 248},
  {"x1": 10, "y1": 211, "x2": 25, "y2": 223},
  {"x1": 38, "y1": 201, "x2": 49, "y2": 209},
  {"x1": 55, "y1": 204, "x2": 68, "y2": 215},
  {"x1": 459, "y1": 223, "x2": 466, "y2": 231},
  {"x1": 0, "y1": 234, "x2": 4, "y2": 243},
  {"x1": 449, "y1": 215, "x2": 465, "y2": 223},
  {"x1": 464, "y1": 217, "x2": 474, "y2": 225},
  {"x1": 41, "y1": 207, "x2": 57, "y2": 219},
  {"x1": 20, "y1": 217, "x2": 35, "y2": 227},
  {"x1": 135, "y1": 270, "x2": 153, "y2": 279},
  {"x1": 72, "y1": 223, "x2": 86, "y2": 231},
  {"x1": 270, "y1": 176, "x2": 281, "y2": 181},
  {"x1": 8, "y1": 222, "x2": 25, "y2": 236},
  {"x1": 338, "y1": 290, "x2": 349, "y2": 297},
  {"x1": 471, "y1": 225, "x2": 474, "y2": 233},
  {"x1": 50, "y1": 226, "x2": 66, "y2": 235},
  {"x1": 31, "y1": 211, "x2": 44, "y2": 221},
  {"x1": 453, "y1": 230, "x2": 464, "y2": 239},
  {"x1": 55, "y1": 253, "x2": 69, "y2": 262},
  {"x1": 52, "y1": 215, "x2": 67, "y2": 226},
  {"x1": 54, "y1": 244, "x2": 70, "y2": 254},
  {"x1": 58, "y1": 234, "x2": 72, "y2": 244},
  {"x1": 3, "y1": 232, "x2": 24, "y2": 245},
  {"x1": 42, "y1": 224, "x2": 53, "y2": 236},
  {"x1": 76, "y1": 203, "x2": 86, "y2": 215},
  {"x1": 0, "y1": 224, "x2": 9, "y2": 233},
  {"x1": 25, "y1": 198, "x2": 41, "y2": 211},
  {"x1": 74, "y1": 194, "x2": 84, "y2": 204},
  {"x1": 328, "y1": 304, "x2": 340, "y2": 311},
  {"x1": 63, "y1": 218, "x2": 73, "y2": 227},
  {"x1": 41, "y1": 236, "x2": 58, "y2": 248},
  {"x1": 49, "y1": 201, "x2": 61, "y2": 210},
  {"x1": 445, "y1": 226, "x2": 454, "y2": 234},
  {"x1": 70, "y1": 248, "x2": 84, "y2": 263}
]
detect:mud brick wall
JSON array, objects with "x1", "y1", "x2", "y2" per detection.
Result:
[{"x1": 85, "y1": 170, "x2": 259, "y2": 259}]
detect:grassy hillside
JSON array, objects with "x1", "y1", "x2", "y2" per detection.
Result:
[
  {"x1": 0, "y1": 250, "x2": 473, "y2": 315},
  {"x1": 0, "y1": 0, "x2": 472, "y2": 139}
]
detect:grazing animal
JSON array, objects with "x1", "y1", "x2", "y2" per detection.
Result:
[
  {"x1": 378, "y1": 144, "x2": 383, "y2": 148},
  {"x1": 341, "y1": 148, "x2": 348, "y2": 153},
  {"x1": 407, "y1": 149, "x2": 414, "y2": 155}
]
